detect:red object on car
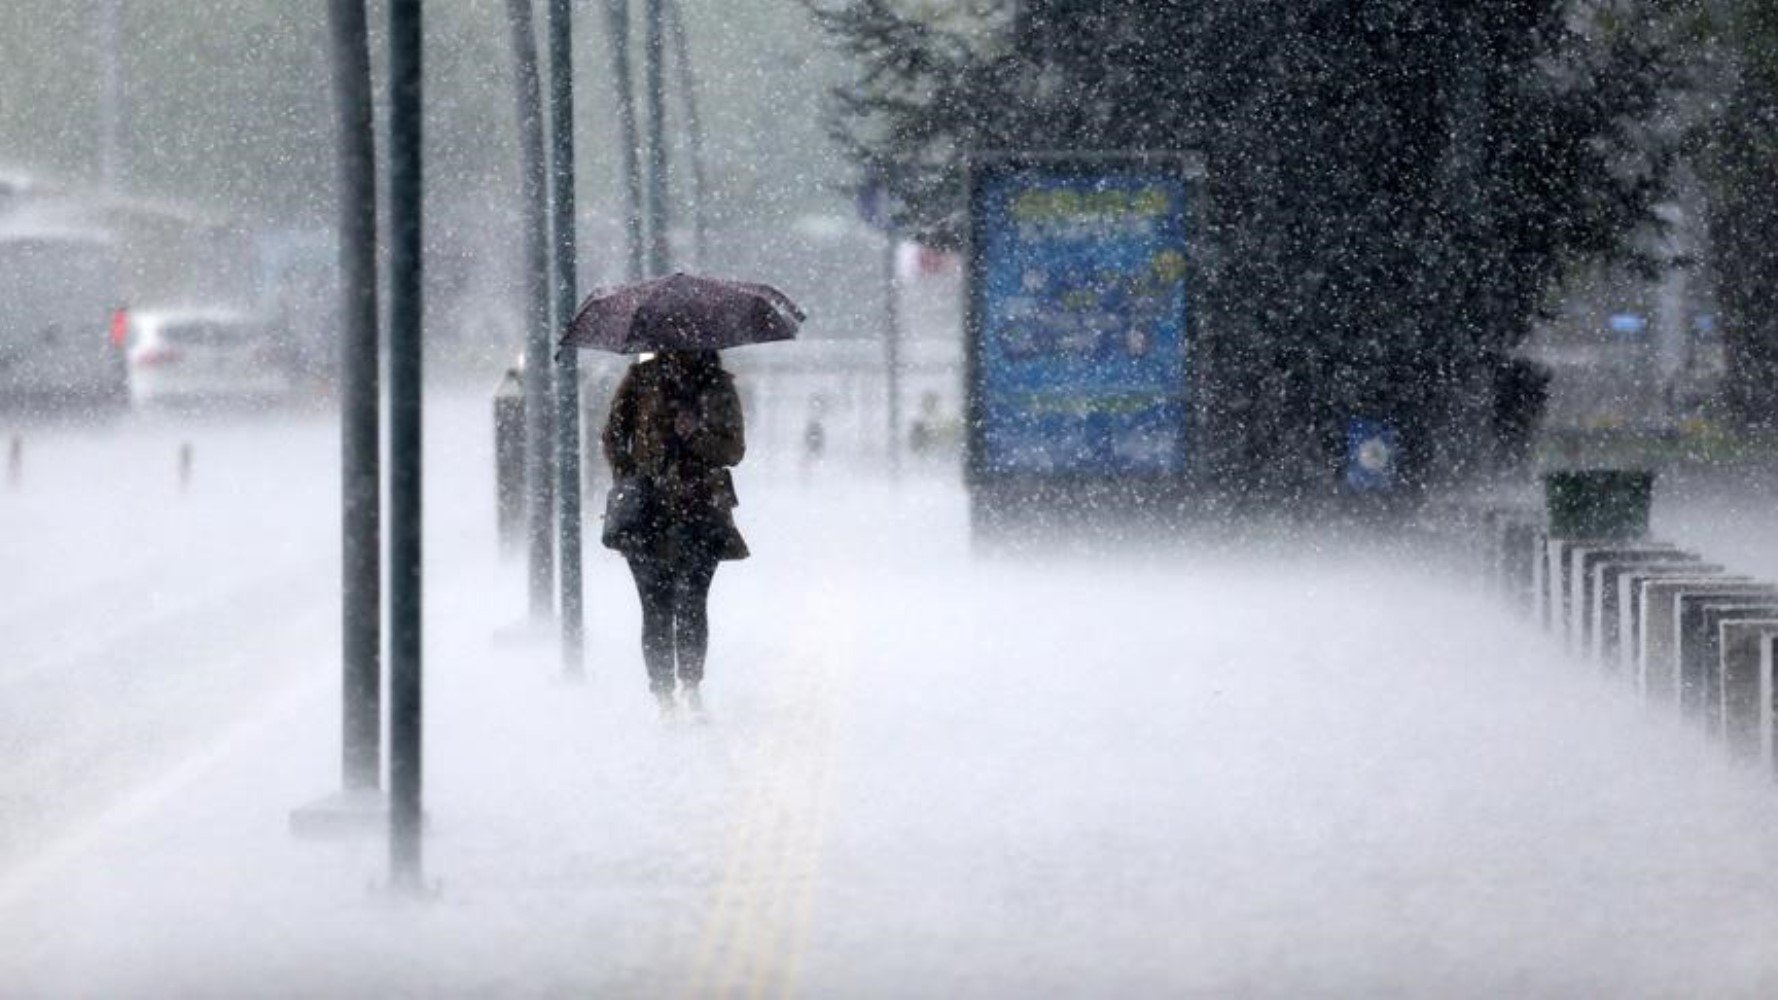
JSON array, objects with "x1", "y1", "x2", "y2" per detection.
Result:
[{"x1": 109, "y1": 307, "x2": 129, "y2": 348}]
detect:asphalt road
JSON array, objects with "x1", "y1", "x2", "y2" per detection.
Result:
[{"x1": 6, "y1": 397, "x2": 1778, "y2": 996}]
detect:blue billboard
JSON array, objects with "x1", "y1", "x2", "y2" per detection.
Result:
[{"x1": 969, "y1": 158, "x2": 1193, "y2": 478}]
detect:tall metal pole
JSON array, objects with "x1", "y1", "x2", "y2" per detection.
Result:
[
  {"x1": 97, "y1": 0, "x2": 124, "y2": 191},
  {"x1": 664, "y1": 0, "x2": 707, "y2": 270},
  {"x1": 387, "y1": 0, "x2": 425, "y2": 894},
  {"x1": 548, "y1": 0, "x2": 584, "y2": 676},
  {"x1": 329, "y1": 0, "x2": 381, "y2": 793},
  {"x1": 604, "y1": 0, "x2": 645, "y2": 282},
  {"x1": 509, "y1": 0, "x2": 557, "y2": 621},
  {"x1": 642, "y1": 0, "x2": 670, "y2": 277}
]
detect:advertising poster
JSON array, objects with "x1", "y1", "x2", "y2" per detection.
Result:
[{"x1": 969, "y1": 157, "x2": 1193, "y2": 479}]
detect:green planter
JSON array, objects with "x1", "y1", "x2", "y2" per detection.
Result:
[{"x1": 1542, "y1": 469, "x2": 1654, "y2": 540}]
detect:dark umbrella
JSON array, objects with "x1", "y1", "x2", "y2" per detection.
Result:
[{"x1": 559, "y1": 272, "x2": 805, "y2": 355}]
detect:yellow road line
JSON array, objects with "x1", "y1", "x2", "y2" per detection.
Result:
[{"x1": 681, "y1": 586, "x2": 858, "y2": 1000}]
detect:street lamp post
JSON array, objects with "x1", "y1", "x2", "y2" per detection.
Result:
[
  {"x1": 604, "y1": 0, "x2": 645, "y2": 282},
  {"x1": 642, "y1": 0, "x2": 670, "y2": 277},
  {"x1": 289, "y1": 0, "x2": 385, "y2": 841},
  {"x1": 330, "y1": 0, "x2": 382, "y2": 796},
  {"x1": 97, "y1": 0, "x2": 125, "y2": 192},
  {"x1": 548, "y1": 0, "x2": 585, "y2": 676},
  {"x1": 509, "y1": 0, "x2": 557, "y2": 622},
  {"x1": 386, "y1": 0, "x2": 426, "y2": 894},
  {"x1": 665, "y1": 0, "x2": 707, "y2": 270}
]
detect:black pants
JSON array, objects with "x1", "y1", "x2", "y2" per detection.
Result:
[{"x1": 627, "y1": 554, "x2": 720, "y2": 695}]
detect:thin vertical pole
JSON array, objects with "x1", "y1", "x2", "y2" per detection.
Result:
[
  {"x1": 642, "y1": 0, "x2": 670, "y2": 277},
  {"x1": 387, "y1": 0, "x2": 425, "y2": 893},
  {"x1": 97, "y1": 0, "x2": 124, "y2": 191},
  {"x1": 604, "y1": 0, "x2": 645, "y2": 282},
  {"x1": 883, "y1": 234, "x2": 902, "y2": 478},
  {"x1": 548, "y1": 0, "x2": 584, "y2": 676},
  {"x1": 509, "y1": 0, "x2": 557, "y2": 620},
  {"x1": 664, "y1": 0, "x2": 707, "y2": 270},
  {"x1": 328, "y1": 0, "x2": 381, "y2": 792}
]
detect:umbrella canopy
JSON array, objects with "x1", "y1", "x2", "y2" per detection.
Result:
[{"x1": 559, "y1": 272, "x2": 805, "y2": 355}]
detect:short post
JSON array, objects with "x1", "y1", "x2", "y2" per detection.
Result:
[
  {"x1": 178, "y1": 442, "x2": 193, "y2": 492},
  {"x1": 7, "y1": 434, "x2": 20, "y2": 489},
  {"x1": 1565, "y1": 543, "x2": 1679, "y2": 654},
  {"x1": 1761, "y1": 633, "x2": 1778, "y2": 775},
  {"x1": 1636, "y1": 579, "x2": 1759, "y2": 704},
  {"x1": 1531, "y1": 529, "x2": 1551, "y2": 629},
  {"x1": 1585, "y1": 551, "x2": 1698, "y2": 664},
  {"x1": 1718, "y1": 620, "x2": 1778, "y2": 760},
  {"x1": 1679, "y1": 595, "x2": 1778, "y2": 725},
  {"x1": 1501, "y1": 518, "x2": 1543, "y2": 616},
  {"x1": 494, "y1": 368, "x2": 525, "y2": 555},
  {"x1": 1613, "y1": 565, "x2": 1723, "y2": 676}
]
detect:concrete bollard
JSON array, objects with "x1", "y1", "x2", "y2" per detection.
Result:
[
  {"x1": 1502, "y1": 518, "x2": 1543, "y2": 617},
  {"x1": 1638, "y1": 579, "x2": 1766, "y2": 704},
  {"x1": 493, "y1": 368, "x2": 525, "y2": 556},
  {"x1": 1760, "y1": 634, "x2": 1778, "y2": 776},
  {"x1": 1476, "y1": 505, "x2": 1529, "y2": 590},
  {"x1": 1679, "y1": 595, "x2": 1778, "y2": 727},
  {"x1": 1585, "y1": 551, "x2": 1698, "y2": 663},
  {"x1": 1695, "y1": 606, "x2": 1778, "y2": 741},
  {"x1": 1468, "y1": 505, "x2": 1496, "y2": 581},
  {"x1": 1615, "y1": 566, "x2": 1728, "y2": 676},
  {"x1": 1538, "y1": 535, "x2": 1563, "y2": 631},
  {"x1": 1545, "y1": 537, "x2": 1590, "y2": 636},
  {"x1": 1544, "y1": 537, "x2": 1618, "y2": 636},
  {"x1": 1719, "y1": 620, "x2": 1778, "y2": 761},
  {"x1": 1563, "y1": 543, "x2": 1681, "y2": 655}
]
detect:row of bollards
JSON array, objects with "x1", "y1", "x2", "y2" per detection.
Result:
[
  {"x1": 1447, "y1": 471, "x2": 1778, "y2": 777},
  {"x1": 2, "y1": 434, "x2": 195, "y2": 492}
]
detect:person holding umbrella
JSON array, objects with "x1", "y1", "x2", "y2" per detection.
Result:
[{"x1": 562, "y1": 274, "x2": 802, "y2": 719}]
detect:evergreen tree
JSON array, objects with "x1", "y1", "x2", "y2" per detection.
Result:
[
  {"x1": 1688, "y1": 1, "x2": 1778, "y2": 430},
  {"x1": 814, "y1": 0, "x2": 1674, "y2": 497}
]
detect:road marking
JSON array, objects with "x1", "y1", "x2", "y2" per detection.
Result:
[
  {"x1": 680, "y1": 586, "x2": 858, "y2": 999},
  {"x1": 0, "y1": 668, "x2": 329, "y2": 911}
]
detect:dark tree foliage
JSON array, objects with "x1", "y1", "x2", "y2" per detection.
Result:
[
  {"x1": 813, "y1": 0, "x2": 1674, "y2": 497},
  {"x1": 1697, "y1": 3, "x2": 1778, "y2": 430}
]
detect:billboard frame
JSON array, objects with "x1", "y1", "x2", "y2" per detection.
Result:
[{"x1": 963, "y1": 150, "x2": 1206, "y2": 527}]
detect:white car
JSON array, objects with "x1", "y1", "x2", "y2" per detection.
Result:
[{"x1": 125, "y1": 308, "x2": 292, "y2": 409}]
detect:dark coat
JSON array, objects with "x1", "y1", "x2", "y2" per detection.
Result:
[{"x1": 602, "y1": 357, "x2": 749, "y2": 562}]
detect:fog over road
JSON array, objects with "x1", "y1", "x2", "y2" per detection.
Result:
[{"x1": 4, "y1": 390, "x2": 1778, "y2": 996}]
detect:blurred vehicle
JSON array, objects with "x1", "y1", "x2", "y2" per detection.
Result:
[
  {"x1": 125, "y1": 307, "x2": 292, "y2": 409},
  {"x1": 0, "y1": 227, "x2": 128, "y2": 413}
]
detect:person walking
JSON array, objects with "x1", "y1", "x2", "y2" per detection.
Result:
[{"x1": 602, "y1": 349, "x2": 748, "y2": 718}]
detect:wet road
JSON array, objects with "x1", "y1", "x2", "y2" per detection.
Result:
[{"x1": 5, "y1": 395, "x2": 1778, "y2": 996}]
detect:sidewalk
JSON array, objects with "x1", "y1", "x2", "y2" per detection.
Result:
[{"x1": 8, "y1": 471, "x2": 1778, "y2": 997}]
